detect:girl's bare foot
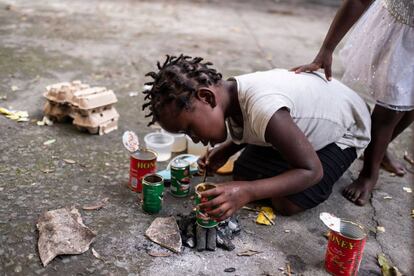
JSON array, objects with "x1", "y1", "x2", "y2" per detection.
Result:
[
  {"x1": 381, "y1": 150, "x2": 406, "y2": 176},
  {"x1": 342, "y1": 176, "x2": 377, "y2": 206}
]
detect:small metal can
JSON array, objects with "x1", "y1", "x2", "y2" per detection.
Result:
[
  {"x1": 142, "y1": 174, "x2": 164, "y2": 214},
  {"x1": 170, "y1": 158, "x2": 191, "y2": 197},
  {"x1": 195, "y1": 183, "x2": 218, "y2": 228},
  {"x1": 325, "y1": 220, "x2": 367, "y2": 276},
  {"x1": 129, "y1": 149, "x2": 157, "y2": 193}
]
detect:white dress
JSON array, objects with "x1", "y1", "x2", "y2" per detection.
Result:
[{"x1": 339, "y1": 0, "x2": 414, "y2": 111}]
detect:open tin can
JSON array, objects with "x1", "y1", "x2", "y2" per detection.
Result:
[
  {"x1": 194, "y1": 182, "x2": 218, "y2": 228},
  {"x1": 325, "y1": 219, "x2": 367, "y2": 276},
  {"x1": 142, "y1": 173, "x2": 164, "y2": 214},
  {"x1": 129, "y1": 149, "x2": 157, "y2": 193}
]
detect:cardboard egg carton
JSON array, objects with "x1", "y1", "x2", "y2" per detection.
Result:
[
  {"x1": 73, "y1": 107, "x2": 119, "y2": 135},
  {"x1": 43, "y1": 81, "x2": 119, "y2": 135}
]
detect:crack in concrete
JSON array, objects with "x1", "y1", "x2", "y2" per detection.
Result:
[{"x1": 369, "y1": 191, "x2": 396, "y2": 267}]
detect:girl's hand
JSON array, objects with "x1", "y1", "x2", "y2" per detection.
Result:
[
  {"x1": 290, "y1": 49, "x2": 333, "y2": 81},
  {"x1": 197, "y1": 146, "x2": 231, "y2": 175},
  {"x1": 198, "y1": 181, "x2": 251, "y2": 221}
]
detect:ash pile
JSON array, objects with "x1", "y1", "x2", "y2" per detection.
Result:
[
  {"x1": 43, "y1": 80, "x2": 119, "y2": 135},
  {"x1": 177, "y1": 212, "x2": 241, "y2": 252}
]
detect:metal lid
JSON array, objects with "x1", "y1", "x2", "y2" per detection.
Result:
[
  {"x1": 132, "y1": 148, "x2": 157, "y2": 160},
  {"x1": 122, "y1": 131, "x2": 139, "y2": 153},
  {"x1": 171, "y1": 158, "x2": 190, "y2": 168}
]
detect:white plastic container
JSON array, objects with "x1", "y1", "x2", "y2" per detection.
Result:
[
  {"x1": 144, "y1": 132, "x2": 174, "y2": 162},
  {"x1": 161, "y1": 129, "x2": 187, "y2": 152},
  {"x1": 186, "y1": 135, "x2": 208, "y2": 156}
]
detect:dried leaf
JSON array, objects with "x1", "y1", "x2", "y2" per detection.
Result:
[
  {"x1": 43, "y1": 139, "x2": 56, "y2": 146},
  {"x1": 82, "y1": 198, "x2": 109, "y2": 211},
  {"x1": 403, "y1": 187, "x2": 412, "y2": 193},
  {"x1": 224, "y1": 267, "x2": 236, "y2": 273},
  {"x1": 63, "y1": 159, "x2": 76, "y2": 164},
  {"x1": 147, "y1": 250, "x2": 172, "y2": 257},
  {"x1": 237, "y1": 249, "x2": 262, "y2": 256},
  {"x1": 91, "y1": 248, "x2": 104, "y2": 261},
  {"x1": 377, "y1": 253, "x2": 402, "y2": 276},
  {"x1": 37, "y1": 207, "x2": 96, "y2": 266},
  {"x1": 41, "y1": 168, "x2": 55, "y2": 174}
]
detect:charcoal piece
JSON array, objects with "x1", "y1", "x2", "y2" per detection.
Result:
[
  {"x1": 216, "y1": 230, "x2": 235, "y2": 251},
  {"x1": 196, "y1": 225, "x2": 207, "y2": 251},
  {"x1": 206, "y1": 227, "x2": 217, "y2": 251},
  {"x1": 228, "y1": 217, "x2": 241, "y2": 234}
]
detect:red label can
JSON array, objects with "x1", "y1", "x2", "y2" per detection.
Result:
[
  {"x1": 129, "y1": 149, "x2": 157, "y2": 193},
  {"x1": 325, "y1": 220, "x2": 367, "y2": 276}
]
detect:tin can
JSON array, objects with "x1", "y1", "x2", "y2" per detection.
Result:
[
  {"x1": 325, "y1": 220, "x2": 367, "y2": 276},
  {"x1": 194, "y1": 183, "x2": 218, "y2": 228},
  {"x1": 170, "y1": 159, "x2": 191, "y2": 197},
  {"x1": 142, "y1": 174, "x2": 164, "y2": 214},
  {"x1": 129, "y1": 149, "x2": 157, "y2": 193}
]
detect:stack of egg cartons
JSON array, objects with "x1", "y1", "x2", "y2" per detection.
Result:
[{"x1": 43, "y1": 80, "x2": 119, "y2": 135}]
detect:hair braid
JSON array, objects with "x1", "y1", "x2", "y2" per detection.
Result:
[{"x1": 142, "y1": 54, "x2": 222, "y2": 126}]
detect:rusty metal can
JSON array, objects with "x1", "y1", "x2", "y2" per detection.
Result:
[
  {"x1": 129, "y1": 149, "x2": 157, "y2": 193},
  {"x1": 195, "y1": 183, "x2": 218, "y2": 228},
  {"x1": 170, "y1": 159, "x2": 191, "y2": 197},
  {"x1": 325, "y1": 220, "x2": 367, "y2": 276},
  {"x1": 142, "y1": 173, "x2": 164, "y2": 214}
]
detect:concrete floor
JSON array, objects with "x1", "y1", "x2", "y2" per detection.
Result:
[{"x1": 0, "y1": 0, "x2": 412, "y2": 275}]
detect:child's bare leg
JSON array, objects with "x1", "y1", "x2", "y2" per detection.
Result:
[
  {"x1": 234, "y1": 175, "x2": 304, "y2": 216},
  {"x1": 343, "y1": 105, "x2": 406, "y2": 206},
  {"x1": 271, "y1": 197, "x2": 304, "y2": 216},
  {"x1": 381, "y1": 151, "x2": 405, "y2": 176},
  {"x1": 381, "y1": 110, "x2": 414, "y2": 175}
]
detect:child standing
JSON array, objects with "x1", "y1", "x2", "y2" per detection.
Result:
[
  {"x1": 142, "y1": 55, "x2": 371, "y2": 218},
  {"x1": 293, "y1": 0, "x2": 414, "y2": 206}
]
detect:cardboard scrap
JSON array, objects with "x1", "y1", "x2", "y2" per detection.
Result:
[
  {"x1": 145, "y1": 217, "x2": 182, "y2": 253},
  {"x1": 37, "y1": 207, "x2": 96, "y2": 266}
]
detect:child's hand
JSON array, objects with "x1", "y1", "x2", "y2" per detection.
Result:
[
  {"x1": 198, "y1": 181, "x2": 251, "y2": 222},
  {"x1": 197, "y1": 146, "x2": 231, "y2": 175},
  {"x1": 290, "y1": 49, "x2": 333, "y2": 81}
]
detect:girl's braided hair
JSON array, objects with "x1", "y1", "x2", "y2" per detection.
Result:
[{"x1": 142, "y1": 54, "x2": 222, "y2": 126}]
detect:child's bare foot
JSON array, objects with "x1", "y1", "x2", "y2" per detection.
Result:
[
  {"x1": 381, "y1": 151, "x2": 405, "y2": 176},
  {"x1": 342, "y1": 176, "x2": 377, "y2": 206}
]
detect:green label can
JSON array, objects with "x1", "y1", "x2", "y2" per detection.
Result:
[
  {"x1": 142, "y1": 174, "x2": 164, "y2": 214},
  {"x1": 195, "y1": 183, "x2": 218, "y2": 228},
  {"x1": 170, "y1": 159, "x2": 191, "y2": 197}
]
